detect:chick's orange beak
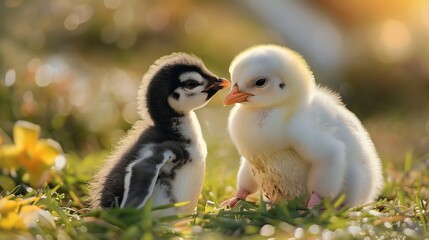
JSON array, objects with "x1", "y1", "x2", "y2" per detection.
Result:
[
  {"x1": 218, "y1": 78, "x2": 231, "y2": 89},
  {"x1": 224, "y1": 85, "x2": 254, "y2": 105},
  {"x1": 204, "y1": 78, "x2": 231, "y2": 92}
]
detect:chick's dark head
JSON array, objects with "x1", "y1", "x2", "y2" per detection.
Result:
[{"x1": 138, "y1": 53, "x2": 230, "y2": 124}]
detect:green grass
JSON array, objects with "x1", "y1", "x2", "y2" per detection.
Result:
[{"x1": 1, "y1": 152, "x2": 429, "y2": 239}]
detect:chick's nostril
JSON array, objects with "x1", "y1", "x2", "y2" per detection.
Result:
[{"x1": 231, "y1": 85, "x2": 239, "y2": 94}]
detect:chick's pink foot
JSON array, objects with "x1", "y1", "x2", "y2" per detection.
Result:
[
  {"x1": 220, "y1": 188, "x2": 250, "y2": 208},
  {"x1": 307, "y1": 192, "x2": 322, "y2": 208}
]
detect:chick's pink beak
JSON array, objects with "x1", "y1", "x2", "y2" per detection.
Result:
[{"x1": 223, "y1": 85, "x2": 253, "y2": 105}]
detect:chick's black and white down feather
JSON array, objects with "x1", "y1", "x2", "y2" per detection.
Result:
[{"x1": 89, "y1": 53, "x2": 229, "y2": 217}]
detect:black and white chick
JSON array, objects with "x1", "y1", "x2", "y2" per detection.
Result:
[{"x1": 89, "y1": 53, "x2": 230, "y2": 217}]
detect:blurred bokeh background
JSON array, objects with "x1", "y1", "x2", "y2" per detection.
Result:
[{"x1": 1, "y1": 0, "x2": 429, "y2": 176}]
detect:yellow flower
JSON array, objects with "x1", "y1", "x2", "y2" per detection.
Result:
[
  {"x1": 0, "y1": 196, "x2": 55, "y2": 230},
  {"x1": 0, "y1": 212, "x2": 26, "y2": 230},
  {"x1": 0, "y1": 121, "x2": 66, "y2": 187}
]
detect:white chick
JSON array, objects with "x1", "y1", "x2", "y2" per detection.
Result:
[{"x1": 222, "y1": 45, "x2": 384, "y2": 208}]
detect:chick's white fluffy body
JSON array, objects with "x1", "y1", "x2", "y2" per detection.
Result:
[
  {"x1": 228, "y1": 45, "x2": 383, "y2": 207},
  {"x1": 167, "y1": 112, "x2": 207, "y2": 214}
]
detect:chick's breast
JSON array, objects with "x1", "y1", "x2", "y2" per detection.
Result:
[{"x1": 228, "y1": 105, "x2": 310, "y2": 203}]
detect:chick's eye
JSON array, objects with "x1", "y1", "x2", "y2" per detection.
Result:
[
  {"x1": 184, "y1": 80, "x2": 200, "y2": 89},
  {"x1": 255, "y1": 78, "x2": 267, "y2": 87}
]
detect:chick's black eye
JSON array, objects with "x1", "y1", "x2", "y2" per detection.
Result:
[
  {"x1": 183, "y1": 80, "x2": 200, "y2": 89},
  {"x1": 255, "y1": 78, "x2": 267, "y2": 87}
]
